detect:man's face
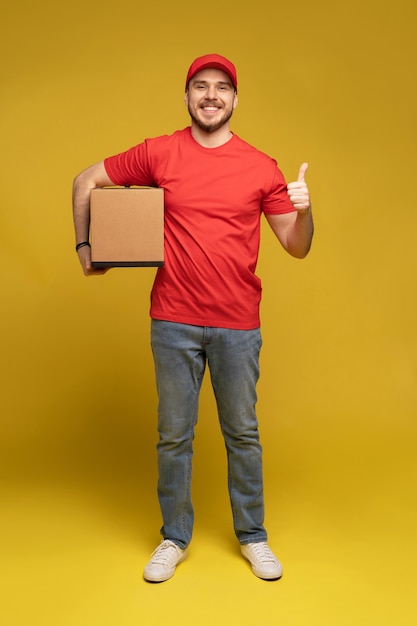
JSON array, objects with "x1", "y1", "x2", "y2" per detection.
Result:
[{"x1": 185, "y1": 68, "x2": 238, "y2": 133}]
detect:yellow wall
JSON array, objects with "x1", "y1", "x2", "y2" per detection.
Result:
[{"x1": 1, "y1": 1, "x2": 416, "y2": 625}]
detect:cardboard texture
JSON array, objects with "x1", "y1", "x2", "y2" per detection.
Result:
[{"x1": 90, "y1": 187, "x2": 164, "y2": 267}]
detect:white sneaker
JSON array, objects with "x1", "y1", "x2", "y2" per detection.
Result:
[
  {"x1": 241, "y1": 542, "x2": 283, "y2": 580},
  {"x1": 143, "y1": 540, "x2": 188, "y2": 582}
]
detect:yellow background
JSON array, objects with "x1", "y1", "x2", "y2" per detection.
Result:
[{"x1": 1, "y1": 0, "x2": 416, "y2": 624}]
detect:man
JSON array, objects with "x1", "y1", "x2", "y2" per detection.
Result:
[{"x1": 72, "y1": 53, "x2": 313, "y2": 582}]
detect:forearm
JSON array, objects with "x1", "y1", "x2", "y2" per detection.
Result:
[
  {"x1": 72, "y1": 161, "x2": 114, "y2": 275},
  {"x1": 72, "y1": 174, "x2": 92, "y2": 245},
  {"x1": 265, "y1": 207, "x2": 314, "y2": 259},
  {"x1": 72, "y1": 161, "x2": 113, "y2": 243},
  {"x1": 281, "y1": 161, "x2": 314, "y2": 257},
  {"x1": 285, "y1": 207, "x2": 314, "y2": 259}
]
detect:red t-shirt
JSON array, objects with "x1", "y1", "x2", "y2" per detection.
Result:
[{"x1": 104, "y1": 127, "x2": 295, "y2": 330}]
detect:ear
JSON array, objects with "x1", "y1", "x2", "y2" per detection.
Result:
[
  {"x1": 233, "y1": 93, "x2": 238, "y2": 109},
  {"x1": 184, "y1": 92, "x2": 189, "y2": 107}
]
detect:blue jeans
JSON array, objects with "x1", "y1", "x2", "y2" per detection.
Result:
[{"x1": 150, "y1": 320, "x2": 267, "y2": 549}]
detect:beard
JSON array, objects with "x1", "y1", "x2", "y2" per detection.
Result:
[{"x1": 188, "y1": 102, "x2": 234, "y2": 133}]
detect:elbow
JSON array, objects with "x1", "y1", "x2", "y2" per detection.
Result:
[
  {"x1": 291, "y1": 246, "x2": 311, "y2": 260},
  {"x1": 73, "y1": 163, "x2": 103, "y2": 193},
  {"x1": 73, "y1": 167, "x2": 92, "y2": 187},
  {"x1": 288, "y1": 234, "x2": 314, "y2": 259},
  {"x1": 72, "y1": 170, "x2": 87, "y2": 195},
  {"x1": 73, "y1": 161, "x2": 112, "y2": 194},
  {"x1": 291, "y1": 223, "x2": 314, "y2": 259}
]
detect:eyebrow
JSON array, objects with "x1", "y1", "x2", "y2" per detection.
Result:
[{"x1": 192, "y1": 79, "x2": 233, "y2": 87}]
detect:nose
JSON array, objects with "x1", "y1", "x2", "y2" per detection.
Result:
[{"x1": 206, "y1": 84, "x2": 217, "y2": 99}]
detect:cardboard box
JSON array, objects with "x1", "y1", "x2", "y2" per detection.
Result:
[{"x1": 90, "y1": 187, "x2": 164, "y2": 268}]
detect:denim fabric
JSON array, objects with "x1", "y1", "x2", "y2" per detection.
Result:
[{"x1": 150, "y1": 320, "x2": 267, "y2": 549}]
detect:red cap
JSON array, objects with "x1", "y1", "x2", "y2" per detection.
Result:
[{"x1": 185, "y1": 54, "x2": 238, "y2": 91}]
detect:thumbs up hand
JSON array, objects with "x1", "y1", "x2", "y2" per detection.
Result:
[{"x1": 287, "y1": 163, "x2": 311, "y2": 213}]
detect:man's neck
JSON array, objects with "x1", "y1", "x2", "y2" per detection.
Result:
[{"x1": 190, "y1": 123, "x2": 233, "y2": 148}]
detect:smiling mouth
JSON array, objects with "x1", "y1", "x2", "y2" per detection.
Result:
[{"x1": 201, "y1": 105, "x2": 220, "y2": 113}]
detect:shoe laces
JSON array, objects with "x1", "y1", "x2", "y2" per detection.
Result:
[
  {"x1": 150, "y1": 540, "x2": 180, "y2": 567},
  {"x1": 251, "y1": 542, "x2": 276, "y2": 563}
]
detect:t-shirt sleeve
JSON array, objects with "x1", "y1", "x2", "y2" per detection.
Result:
[
  {"x1": 103, "y1": 140, "x2": 156, "y2": 187},
  {"x1": 262, "y1": 163, "x2": 295, "y2": 215}
]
